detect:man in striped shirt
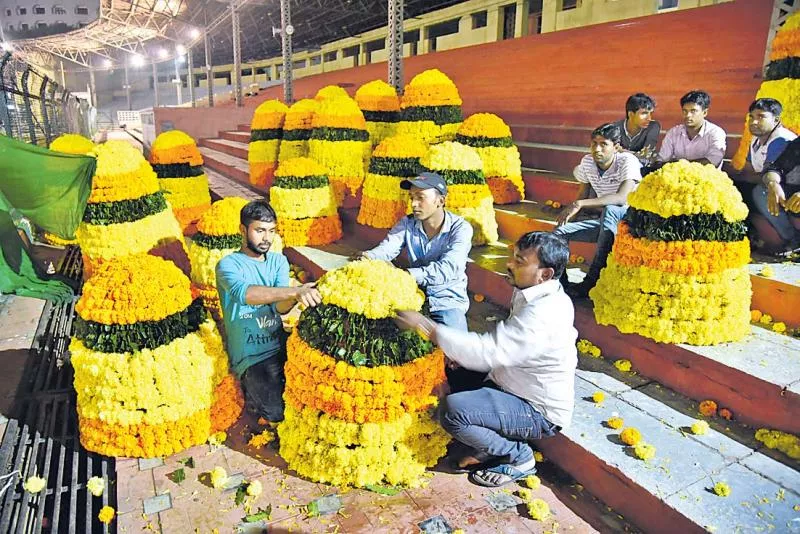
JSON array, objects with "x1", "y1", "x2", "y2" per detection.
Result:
[{"x1": 553, "y1": 123, "x2": 642, "y2": 298}]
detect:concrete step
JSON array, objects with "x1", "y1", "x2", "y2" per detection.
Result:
[
  {"x1": 278, "y1": 236, "x2": 799, "y2": 534},
  {"x1": 522, "y1": 169, "x2": 583, "y2": 205},
  {"x1": 219, "y1": 130, "x2": 251, "y2": 144},
  {"x1": 511, "y1": 124, "x2": 742, "y2": 159},
  {"x1": 516, "y1": 142, "x2": 586, "y2": 176},
  {"x1": 200, "y1": 137, "x2": 249, "y2": 160},
  {"x1": 199, "y1": 146, "x2": 251, "y2": 188}
]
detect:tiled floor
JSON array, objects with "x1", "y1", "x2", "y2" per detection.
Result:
[{"x1": 114, "y1": 411, "x2": 602, "y2": 534}]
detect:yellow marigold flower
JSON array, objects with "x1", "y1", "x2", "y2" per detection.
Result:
[
  {"x1": 634, "y1": 442, "x2": 656, "y2": 461},
  {"x1": 607, "y1": 416, "x2": 624, "y2": 430},
  {"x1": 421, "y1": 141, "x2": 483, "y2": 172},
  {"x1": 315, "y1": 85, "x2": 349, "y2": 102},
  {"x1": 521, "y1": 475, "x2": 541, "y2": 490},
  {"x1": 772, "y1": 322, "x2": 787, "y2": 334},
  {"x1": 210, "y1": 466, "x2": 228, "y2": 489},
  {"x1": 614, "y1": 359, "x2": 632, "y2": 372},
  {"x1": 248, "y1": 429, "x2": 275, "y2": 448},
  {"x1": 759, "y1": 314, "x2": 773, "y2": 325},
  {"x1": 713, "y1": 482, "x2": 731, "y2": 497},
  {"x1": 620, "y1": 427, "x2": 642, "y2": 446},
  {"x1": 750, "y1": 309, "x2": 763, "y2": 322},
  {"x1": 755, "y1": 429, "x2": 800, "y2": 460},
  {"x1": 760, "y1": 265, "x2": 775, "y2": 278},
  {"x1": 23, "y1": 475, "x2": 46, "y2": 494},
  {"x1": 208, "y1": 431, "x2": 227, "y2": 446},
  {"x1": 592, "y1": 391, "x2": 605, "y2": 404},
  {"x1": 246, "y1": 480, "x2": 263, "y2": 497},
  {"x1": 691, "y1": 421, "x2": 710, "y2": 435},
  {"x1": 533, "y1": 451, "x2": 544, "y2": 463},
  {"x1": 372, "y1": 134, "x2": 428, "y2": 159},
  {"x1": 545, "y1": 199, "x2": 553, "y2": 206},
  {"x1": 517, "y1": 488, "x2": 534, "y2": 502},
  {"x1": 87, "y1": 476, "x2": 105, "y2": 497},
  {"x1": 576, "y1": 339, "x2": 601, "y2": 358},
  {"x1": 50, "y1": 133, "x2": 95, "y2": 155},
  {"x1": 457, "y1": 113, "x2": 512, "y2": 139},
  {"x1": 98, "y1": 505, "x2": 115, "y2": 524},
  {"x1": 196, "y1": 197, "x2": 249, "y2": 237},
  {"x1": 526, "y1": 498, "x2": 550, "y2": 521}
]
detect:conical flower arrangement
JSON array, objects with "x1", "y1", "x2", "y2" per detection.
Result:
[
  {"x1": 315, "y1": 85, "x2": 350, "y2": 102},
  {"x1": 456, "y1": 113, "x2": 525, "y2": 204},
  {"x1": 189, "y1": 197, "x2": 283, "y2": 319},
  {"x1": 590, "y1": 161, "x2": 751, "y2": 345},
  {"x1": 278, "y1": 98, "x2": 318, "y2": 162},
  {"x1": 397, "y1": 69, "x2": 463, "y2": 145},
  {"x1": 278, "y1": 260, "x2": 450, "y2": 488},
  {"x1": 70, "y1": 254, "x2": 240, "y2": 457},
  {"x1": 76, "y1": 140, "x2": 187, "y2": 277},
  {"x1": 308, "y1": 95, "x2": 370, "y2": 205},
  {"x1": 150, "y1": 130, "x2": 212, "y2": 232},
  {"x1": 421, "y1": 141, "x2": 499, "y2": 245},
  {"x1": 357, "y1": 135, "x2": 426, "y2": 229},
  {"x1": 248, "y1": 99, "x2": 288, "y2": 189},
  {"x1": 270, "y1": 157, "x2": 342, "y2": 246},
  {"x1": 356, "y1": 80, "x2": 401, "y2": 147},
  {"x1": 49, "y1": 133, "x2": 95, "y2": 155},
  {"x1": 732, "y1": 11, "x2": 800, "y2": 169}
]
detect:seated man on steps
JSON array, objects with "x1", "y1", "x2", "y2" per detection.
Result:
[
  {"x1": 553, "y1": 123, "x2": 642, "y2": 298},
  {"x1": 354, "y1": 171, "x2": 473, "y2": 331},
  {"x1": 393, "y1": 231, "x2": 577, "y2": 488},
  {"x1": 757, "y1": 136, "x2": 800, "y2": 259},
  {"x1": 613, "y1": 93, "x2": 661, "y2": 166},
  {"x1": 658, "y1": 90, "x2": 727, "y2": 168},
  {"x1": 216, "y1": 200, "x2": 322, "y2": 423}
]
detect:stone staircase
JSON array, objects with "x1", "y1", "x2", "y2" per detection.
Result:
[{"x1": 199, "y1": 122, "x2": 800, "y2": 534}]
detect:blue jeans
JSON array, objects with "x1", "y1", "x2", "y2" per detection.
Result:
[
  {"x1": 441, "y1": 384, "x2": 558, "y2": 465},
  {"x1": 241, "y1": 351, "x2": 286, "y2": 422},
  {"x1": 752, "y1": 184, "x2": 800, "y2": 245},
  {"x1": 430, "y1": 308, "x2": 468, "y2": 331},
  {"x1": 552, "y1": 205, "x2": 627, "y2": 244}
]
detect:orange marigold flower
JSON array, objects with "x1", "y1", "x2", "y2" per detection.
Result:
[
  {"x1": 719, "y1": 408, "x2": 733, "y2": 420},
  {"x1": 699, "y1": 400, "x2": 718, "y2": 417}
]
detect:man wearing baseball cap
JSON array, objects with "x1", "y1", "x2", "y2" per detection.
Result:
[{"x1": 354, "y1": 171, "x2": 473, "y2": 330}]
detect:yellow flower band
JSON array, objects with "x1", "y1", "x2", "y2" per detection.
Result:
[
  {"x1": 458, "y1": 113, "x2": 512, "y2": 139},
  {"x1": 278, "y1": 215, "x2": 342, "y2": 247},
  {"x1": 159, "y1": 175, "x2": 212, "y2": 209},
  {"x1": 316, "y1": 260, "x2": 425, "y2": 318},
  {"x1": 278, "y1": 140, "x2": 310, "y2": 161},
  {"x1": 251, "y1": 100, "x2": 288, "y2": 130},
  {"x1": 396, "y1": 121, "x2": 461, "y2": 145},
  {"x1": 274, "y1": 156, "x2": 328, "y2": 178},
  {"x1": 448, "y1": 195, "x2": 499, "y2": 245},
  {"x1": 472, "y1": 145, "x2": 523, "y2": 181},
  {"x1": 197, "y1": 197, "x2": 249, "y2": 236},
  {"x1": 612, "y1": 222, "x2": 750, "y2": 276},
  {"x1": 285, "y1": 332, "x2": 444, "y2": 423},
  {"x1": 446, "y1": 183, "x2": 493, "y2": 209},
  {"x1": 270, "y1": 186, "x2": 338, "y2": 220},
  {"x1": 373, "y1": 134, "x2": 428, "y2": 159},
  {"x1": 628, "y1": 161, "x2": 748, "y2": 222},
  {"x1": 248, "y1": 139, "x2": 282, "y2": 164},
  {"x1": 590, "y1": 256, "x2": 751, "y2": 345},
  {"x1": 422, "y1": 141, "x2": 484, "y2": 172},
  {"x1": 89, "y1": 160, "x2": 159, "y2": 204},
  {"x1": 315, "y1": 85, "x2": 349, "y2": 101},
  {"x1": 277, "y1": 404, "x2": 449, "y2": 488},
  {"x1": 50, "y1": 133, "x2": 95, "y2": 155},
  {"x1": 356, "y1": 80, "x2": 401, "y2": 112},
  {"x1": 189, "y1": 243, "x2": 237, "y2": 288},
  {"x1": 77, "y1": 208, "x2": 184, "y2": 261},
  {"x1": 150, "y1": 143, "x2": 203, "y2": 166},
  {"x1": 357, "y1": 196, "x2": 409, "y2": 229}
]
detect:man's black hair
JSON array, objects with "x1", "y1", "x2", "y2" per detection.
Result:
[
  {"x1": 591, "y1": 123, "x2": 622, "y2": 144},
  {"x1": 749, "y1": 98, "x2": 783, "y2": 117},
  {"x1": 516, "y1": 232, "x2": 570, "y2": 278},
  {"x1": 240, "y1": 200, "x2": 277, "y2": 226},
  {"x1": 680, "y1": 90, "x2": 711, "y2": 110},
  {"x1": 625, "y1": 93, "x2": 656, "y2": 115}
]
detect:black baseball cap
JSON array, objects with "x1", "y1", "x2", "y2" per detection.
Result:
[{"x1": 400, "y1": 171, "x2": 447, "y2": 196}]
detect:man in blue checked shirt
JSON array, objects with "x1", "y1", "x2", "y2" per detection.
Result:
[{"x1": 354, "y1": 171, "x2": 473, "y2": 331}]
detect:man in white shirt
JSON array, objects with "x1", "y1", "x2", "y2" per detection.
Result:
[
  {"x1": 394, "y1": 232, "x2": 577, "y2": 487},
  {"x1": 554, "y1": 123, "x2": 642, "y2": 298},
  {"x1": 658, "y1": 90, "x2": 727, "y2": 167}
]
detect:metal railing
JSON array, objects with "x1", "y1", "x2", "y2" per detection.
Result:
[{"x1": 0, "y1": 52, "x2": 96, "y2": 146}]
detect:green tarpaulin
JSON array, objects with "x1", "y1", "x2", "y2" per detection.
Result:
[{"x1": 0, "y1": 135, "x2": 95, "y2": 302}]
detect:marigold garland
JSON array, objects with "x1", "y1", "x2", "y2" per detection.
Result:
[
  {"x1": 49, "y1": 133, "x2": 95, "y2": 155},
  {"x1": 421, "y1": 142, "x2": 499, "y2": 245},
  {"x1": 309, "y1": 96, "x2": 370, "y2": 203},
  {"x1": 456, "y1": 114, "x2": 524, "y2": 204},
  {"x1": 397, "y1": 69, "x2": 463, "y2": 145},
  {"x1": 210, "y1": 374, "x2": 245, "y2": 433},
  {"x1": 196, "y1": 197, "x2": 249, "y2": 236},
  {"x1": 278, "y1": 215, "x2": 342, "y2": 247},
  {"x1": 356, "y1": 80, "x2": 401, "y2": 147},
  {"x1": 150, "y1": 131, "x2": 211, "y2": 231},
  {"x1": 42, "y1": 231, "x2": 78, "y2": 246},
  {"x1": 755, "y1": 428, "x2": 800, "y2": 459},
  {"x1": 357, "y1": 134, "x2": 426, "y2": 228},
  {"x1": 592, "y1": 162, "x2": 751, "y2": 346},
  {"x1": 279, "y1": 99, "x2": 318, "y2": 161},
  {"x1": 248, "y1": 100, "x2": 288, "y2": 188}
]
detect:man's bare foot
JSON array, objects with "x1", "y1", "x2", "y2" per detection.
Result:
[{"x1": 458, "y1": 455, "x2": 483, "y2": 469}]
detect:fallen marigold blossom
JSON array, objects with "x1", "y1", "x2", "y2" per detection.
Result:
[
  {"x1": 750, "y1": 309, "x2": 763, "y2": 322},
  {"x1": 719, "y1": 408, "x2": 733, "y2": 420},
  {"x1": 592, "y1": 391, "x2": 605, "y2": 404},
  {"x1": 773, "y1": 322, "x2": 787, "y2": 334},
  {"x1": 248, "y1": 429, "x2": 275, "y2": 448},
  {"x1": 526, "y1": 498, "x2": 550, "y2": 520},
  {"x1": 698, "y1": 400, "x2": 718, "y2": 417},
  {"x1": 210, "y1": 466, "x2": 228, "y2": 489},
  {"x1": 634, "y1": 442, "x2": 656, "y2": 460},
  {"x1": 98, "y1": 505, "x2": 115, "y2": 524},
  {"x1": 23, "y1": 475, "x2": 46, "y2": 494},
  {"x1": 691, "y1": 421, "x2": 710, "y2": 435},
  {"x1": 517, "y1": 488, "x2": 534, "y2": 502},
  {"x1": 208, "y1": 431, "x2": 226, "y2": 446},
  {"x1": 614, "y1": 359, "x2": 632, "y2": 372},
  {"x1": 713, "y1": 482, "x2": 731, "y2": 497},
  {"x1": 534, "y1": 451, "x2": 544, "y2": 463},
  {"x1": 246, "y1": 480, "x2": 263, "y2": 497},
  {"x1": 607, "y1": 416, "x2": 624, "y2": 430},
  {"x1": 620, "y1": 427, "x2": 642, "y2": 446},
  {"x1": 760, "y1": 265, "x2": 775, "y2": 278},
  {"x1": 87, "y1": 476, "x2": 105, "y2": 497},
  {"x1": 521, "y1": 475, "x2": 541, "y2": 490},
  {"x1": 759, "y1": 314, "x2": 773, "y2": 325}
]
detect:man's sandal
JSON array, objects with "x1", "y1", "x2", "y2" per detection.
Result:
[{"x1": 468, "y1": 463, "x2": 537, "y2": 488}]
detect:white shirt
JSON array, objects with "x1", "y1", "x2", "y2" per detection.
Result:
[
  {"x1": 573, "y1": 152, "x2": 641, "y2": 198},
  {"x1": 658, "y1": 120, "x2": 727, "y2": 167},
  {"x1": 436, "y1": 279, "x2": 578, "y2": 429}
]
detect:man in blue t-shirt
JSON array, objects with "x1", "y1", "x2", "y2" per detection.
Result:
[{"x1": 216, "y1": 200, "x2": 321, "y2": 422}]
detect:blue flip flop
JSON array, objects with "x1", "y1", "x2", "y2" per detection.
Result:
[{"x1": 468, "y1": 463, "x2": 537, "y2": 488}]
